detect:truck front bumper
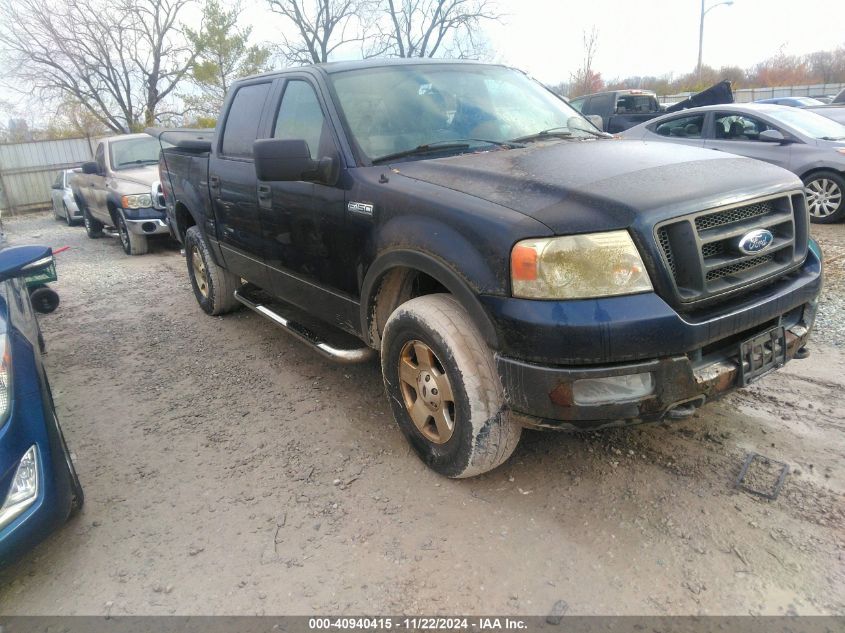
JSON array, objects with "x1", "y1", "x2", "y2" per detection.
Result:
[
  {"x1": 121, "y1": 208, "x2": 169, "y2": 236},
  {"x1": 489, "y1": 247, "x2": 821, "y2": 430}
]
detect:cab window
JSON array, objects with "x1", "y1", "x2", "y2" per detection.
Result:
[
  {"x1": 713, "y1": 113, "x2": 772, "y2": 141},
  {"x1": 221, "y1": 82, "x2": 272, "y2": 158},
  {"x1": 273, "y1": 80, "x2": 332, "y2": 160},
  {"x1": 652, "y1": 114, "x2": 705, "y2": 138}
]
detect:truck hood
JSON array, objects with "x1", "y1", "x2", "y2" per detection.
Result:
[
  {"x1": 391, "y1": 140, "x2": 800, "y2": 234},
  {"x1": 112, "y1": 165, "x2": 158, "y2": 188}
]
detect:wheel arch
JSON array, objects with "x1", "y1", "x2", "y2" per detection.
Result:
[
  {"x1": 173, "y1": 200, "x2": 197, "y2": 242},
  {"x1": 361, "y1": 250, "x2": 499, "y2": 351}
]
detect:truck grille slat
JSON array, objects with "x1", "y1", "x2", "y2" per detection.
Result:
[{"x1": 654, "y1": 192, "x2": 808, "y2": 306}]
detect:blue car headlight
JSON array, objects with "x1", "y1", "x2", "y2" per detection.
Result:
[{"x1": 0, "y1": 445, "x2": 39, "y2": 529}]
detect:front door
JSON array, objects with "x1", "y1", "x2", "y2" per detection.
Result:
[
  {"x1": 259, "y1": 78, "x2": 358, "y2": 329},
  {"x1": 209, "y1": 80, "x2": 274, "y2": 287},
  {"x1": 88, "y1": 142, "x2": 109, "y2": 223},
  {"x1": 704, "y1": 112, "x2": 793, "y2": 170}
]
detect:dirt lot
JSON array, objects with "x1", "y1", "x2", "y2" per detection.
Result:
[{"x1": 0, "y1": 212, "x2": 842, "y2": 616}]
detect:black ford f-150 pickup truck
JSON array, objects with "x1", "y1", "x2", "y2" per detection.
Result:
[{"x1": 151, "y1": 59, "x2": 821, "y2": 478}]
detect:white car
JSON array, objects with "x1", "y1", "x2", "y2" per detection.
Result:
[{"x1": 50, "y1": 169, "x2": 83, "y2": 226}]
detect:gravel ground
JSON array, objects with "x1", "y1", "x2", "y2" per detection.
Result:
[{"x1": 0, "y1": 211, "x2": 842, "y2": 616}]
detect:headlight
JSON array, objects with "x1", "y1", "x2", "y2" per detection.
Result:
[
  {"x1": 511, "y1": 230, "x2": 653, "y2": 299},
  {"x1": 0, "y1": 446, "x2": 39, "y2": 529},
  {"x1": 121, "y1": 193, "x2": 153, "y2": 209}
]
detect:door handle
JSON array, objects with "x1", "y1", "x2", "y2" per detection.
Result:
[
  {"x1": 209, "y1": 175, "x2": 220, "y2": 189},
  {"x1": 257, "y1": 184, "x2": 271, "y2": 199}
]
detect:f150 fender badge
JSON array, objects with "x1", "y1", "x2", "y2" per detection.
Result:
[
  {"x1": 737, "y1": 229, "x2": 774, "y2": 255},
  {"x1": 347, "y1": 201, "x2": 374, "y2": 217}
]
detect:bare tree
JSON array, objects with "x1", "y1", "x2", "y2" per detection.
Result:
[
  {"x1": 568, "y1": 26, "x2": 603, "y2": 97},
  {"x1": 267, "y1": 0, "x2": 371, "y2": 64},
  {"x1": 379, "y1": 0, "x2": 499, "y2": 59},
  {"x1": 0, "y1": 0, "x2": 195, "y2": 133}
]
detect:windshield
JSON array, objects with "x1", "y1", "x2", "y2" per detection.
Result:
[
  {"x1": 329, "y1": 64, "x2": 596, "y2": 163},
  {"x1": 110, "y1": 137, "x2": 169, "y2": 170},
  {"x1": 767, "y1": 107, "x2": 845, "y2": 140}
]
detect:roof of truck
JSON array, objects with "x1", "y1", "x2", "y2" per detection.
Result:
[{"x1": 242, "y1": 58, "x2": 502, "y2": 81}]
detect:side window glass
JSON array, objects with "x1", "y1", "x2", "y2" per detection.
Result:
[
  {"x1": 221, "y1": 82, "x2": 272, "y2": 158},
  {"x1": 53, "y1": 172, "x2": 63, "y2": 188},
  {"x1": 568, "y1": 98, "x2": 585, "y2": 113},
  {"x1": 714, "y1": 114, "x2": 771, "y2": 141},
  {"x1": 95, "y1": 144, "x2": 105, "y2": 172},
  {"x1": 273, "y1": 80, "x2": 331, "y2": 160},
  {"x1": 652, "y1": 114, "x2": 705, "y2": 138},
  {"x1": 588, "y1": 94, "x2": 612, "y2": 115}
]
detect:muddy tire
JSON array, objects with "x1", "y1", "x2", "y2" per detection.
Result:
[
  {"x1": 804, "y1": 170, "x2": 845, "y2": 224},
  {"x1": 83, "y1": 208, "x2": 103, "y2": 238},
  {"x1": 381, "y1": 294, "x2": 521, "y2": 478},
  {"x1": 117, "y1": 211, "x2": 149, "y2": 255},
  {"x1": 185, "y1": 226, "x2": 241, "y2": 315}
]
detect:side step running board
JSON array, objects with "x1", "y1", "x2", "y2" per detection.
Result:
[{"x1": 233, "y1": 288, "x2": 376, "y2": 365}]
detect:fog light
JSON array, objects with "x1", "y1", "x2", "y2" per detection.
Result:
[
  {"x1": 0, "y1": 445, "x2": 39, "y2": 529},
  {"x1": 572, "y1": 373, "x2": 654, "y2": 405}
]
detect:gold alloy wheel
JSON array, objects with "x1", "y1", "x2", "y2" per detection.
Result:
[
  {"x1": 191, "y1": 247, "x2": 209, "y2": 298},
  {"x1": 398, "y1": 340, "x2": 456, "y2": 444}
]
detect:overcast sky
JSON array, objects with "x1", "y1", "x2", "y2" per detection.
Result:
[{"x1": 244, "y1": 0, "x2": 845, "y2": 85}]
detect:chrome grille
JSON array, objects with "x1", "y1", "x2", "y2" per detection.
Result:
[
  {"x1": 694, "y1": 201, "x2": 772, "y2": 231},
  {"x1": 705, "y1": 254, "x2": 773, "y2": 281},
  {"x1": 654, "y1": 192, "x2": 808, "y2": 305}
]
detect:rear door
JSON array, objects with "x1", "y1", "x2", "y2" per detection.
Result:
[
  {"x1": 704, "y1": 111, "x2": 792, "y2": 169},
  {"x1": 209, "y1": 79, "x2": 274, "y2": 286}
]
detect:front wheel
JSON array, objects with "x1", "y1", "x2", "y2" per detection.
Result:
[
  {"x1": 381, "y1": 294, "x2": 521, "y2": 478},
  {"x1": 64, "y1": 204, "x2": 76, "y2": 226},
  {"x1": 184, "y1": 226, "x2": 241, "y2": 315},
  {"x1": 804, "y1": 171, "x2": 845, "y2": 223},
  {"x1": 117, "y1": 211, "x2": 148, "y2": 255}
]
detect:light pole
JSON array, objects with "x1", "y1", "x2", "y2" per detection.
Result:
[{"x1": 697, "y1": 0, "x2": 734, "y2": 83}]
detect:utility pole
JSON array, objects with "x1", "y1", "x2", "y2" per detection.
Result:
[{"x1": 697, "y1": 0, "x2": 734, "y2": 84}]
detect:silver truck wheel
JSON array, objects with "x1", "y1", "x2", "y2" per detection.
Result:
[
  {"x1": 117, "y1": 211, "x2": 148, "y2": 255},
  {"x1": 184, "y1": 226, "x2": 241, "y2": 315},
  {"x1": 381, "y1": 294, "x2": 521, "y2": 478}
]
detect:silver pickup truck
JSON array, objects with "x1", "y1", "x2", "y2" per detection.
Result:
[{"x1": 70, "y1": 133, "x2": 170, "y2": 255}]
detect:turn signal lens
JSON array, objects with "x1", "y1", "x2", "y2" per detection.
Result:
[{"x1": 511, "y1": 231, "x2": 653, "y2": 299}]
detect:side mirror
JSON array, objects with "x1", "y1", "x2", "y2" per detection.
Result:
[
  {"x1": 81, "y1": 161, "x2": 99, "y2": 175},
  {"x1": 759, "y1": 129, "x2": 789, "y2": 144},
  {"x1": 586, "y1": 114, "x2": 605, "y2": 131},
  {"x1": 253, "y1": 138, "x2": 338, "y2": 185},
  {"x1": 0, "y1": 245, "x2": 53, "y2": 283}
]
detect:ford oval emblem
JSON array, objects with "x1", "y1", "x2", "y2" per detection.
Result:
[{"x1": 737, "y1": 229, "x2": 774, "y2": 255}]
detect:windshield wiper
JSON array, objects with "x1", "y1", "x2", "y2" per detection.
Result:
[
  {"x1": 117, "y1": 159, "x2": 159, "y2": 167},
  {"x1": 509, "y1": 126, "x2": 574, "y2": 143},
  {"x1": 371, "y1": 139, "x2": 516, "y2": 165}
]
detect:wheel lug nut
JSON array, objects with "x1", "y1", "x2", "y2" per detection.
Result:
[{"x1": 431, "y1": 388, "x2": 438, "y2": 395}]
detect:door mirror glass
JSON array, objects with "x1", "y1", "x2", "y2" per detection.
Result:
[
  {"x1": 81, "y1": 161, "x2": 99, "y2": 175},
  {"x1": 253, "y1": 138, "x2": 337, "y2": 185}
]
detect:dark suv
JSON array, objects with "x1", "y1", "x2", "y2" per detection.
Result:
[{"x1": 153, "y1": 60, "x2": 821, "y2": 478}]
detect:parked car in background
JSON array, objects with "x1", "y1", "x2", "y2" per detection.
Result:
[
  {"x1": 809, "y1": 95, "x2": 834, "y2": 104},
  {"x1": 804, "y1": 105, "x2": 845, "y2": 126},
  {"x1": 622, "y1": 103, "x2": 845, "y2": 223},
  {"x1": 571, "y1": 81, "x2": 733, "y2": 133},
  {"x1": 152, "y1": 59, "x2": 820, "y2": 477},
  {"x1": 833, "y1": 87, "x2": 845, "y2": 104},
  {"x1": 50, "y1": 169, "x2": 82, "y2": 226},
  {"x1": 69, "y1": 133, "x2": 171, "y2": 255},
  {"x1": 754, "y1": 97, "x2": 824, "y2": 107},
  {"x1": 0, "y1": 245, "x2": 83, "y2": 567}
]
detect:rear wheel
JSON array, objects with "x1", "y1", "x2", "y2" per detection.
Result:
[
  {"x1": 804, "y1": 171, "x2": 845, "y2": 223},
  {"x1": 84, "y1": 208, "x2": 103, "y2": 238},
  {"x1": 117, "y1": 211, "x2": 148, "y2": 255},
  {"x1": 185, "y1": 226, "x2": 241, "y2": 315},
  {"x1": 381, "y1": 294, "x2": 521, "y2": 478},
  {"x1": 29, "y1": 285, "x2": 60, "y2": 314},
  {"x1": 64, "y1": 203, "x2": 75, "y2": 226}
]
